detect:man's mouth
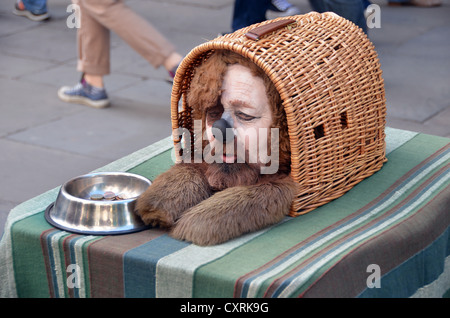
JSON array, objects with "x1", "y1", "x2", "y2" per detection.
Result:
[{"x1": 222, "y1": 153, "x2": 237, "y2": 163}]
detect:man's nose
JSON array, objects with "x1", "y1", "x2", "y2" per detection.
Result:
[{"x1": 212, "y1": 114, "x2": 234, "y2": 144}]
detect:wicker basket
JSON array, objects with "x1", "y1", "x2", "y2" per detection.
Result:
[{"x1": 171, "y1": 12, "x2": 387, "y2": 216}]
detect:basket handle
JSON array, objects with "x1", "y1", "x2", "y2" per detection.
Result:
[{"x1": 245, "y1": 19, "x2": 296, "y2": 41}]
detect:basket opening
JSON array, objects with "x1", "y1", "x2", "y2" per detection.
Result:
[
  {"x1": 334, "y1": 44, "x2": 342, "y2": 51},
  {"x1": 313, "y1": 124, "x2": 325, "y2": 140},
  {"x1": 365, "y1": 136, "x2": 377, "y2": 145},
  {"x1": 340, "y1": 111, "x2": 348, "y2": 129}
]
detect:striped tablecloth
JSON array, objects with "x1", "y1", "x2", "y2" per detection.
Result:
[{"x1": 1, "y1": 128, "x2": 449, "y2": 298}]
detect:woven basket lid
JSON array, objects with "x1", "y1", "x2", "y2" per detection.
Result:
[{"x1": 170, "y1": 12, "x2": 387, "y2": 216}]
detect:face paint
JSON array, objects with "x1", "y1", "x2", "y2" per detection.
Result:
[
  {"x1": 203, "y1": 64, "x2": 278, "y2": 170},
  {"x1": 212, "y1": 111, "x2": 235, "y2": 144}
]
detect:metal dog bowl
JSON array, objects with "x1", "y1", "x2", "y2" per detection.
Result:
[{"x1": 45, "y1": 172, "x2": 152, "y2": 235}]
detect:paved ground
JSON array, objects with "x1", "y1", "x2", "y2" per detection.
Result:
[{"x1": 0, "y1": 0, "x2": 449, "y2": 237}]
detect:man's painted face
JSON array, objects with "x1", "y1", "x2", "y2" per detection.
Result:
[{"x1": 205, "y1": 64, "x2": 273, "y2": 165}]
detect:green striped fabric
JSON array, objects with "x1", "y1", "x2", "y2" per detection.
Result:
[{"x1": 1, "y1": 129, "x2": 449, "y2": 298}]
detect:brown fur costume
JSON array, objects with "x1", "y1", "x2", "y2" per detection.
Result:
[{"x1": 135, "y1": 50, "x2": 297, "y2": 246}]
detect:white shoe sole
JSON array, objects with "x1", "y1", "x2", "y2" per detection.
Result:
[
  {"x1": 58, "y1": 86, "x2": 110, "y2": 109},
  {"x1": 13, "y1": 8, "x2": 50, "y2": 22}
]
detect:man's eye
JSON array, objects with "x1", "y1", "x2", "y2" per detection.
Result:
[{"x1": 236, "y1": 111, "x2": 257, "y2": 122}]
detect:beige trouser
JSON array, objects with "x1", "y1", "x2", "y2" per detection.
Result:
[{"x1": 73, "y1": 0, "x2": 176, "y2": 76}]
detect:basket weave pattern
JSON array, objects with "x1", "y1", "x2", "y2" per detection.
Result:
[{"x1": 171, "y1": 12, "x2": 387, "y2": 216}]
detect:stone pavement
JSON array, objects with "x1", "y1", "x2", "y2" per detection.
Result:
[{"x1": 0, "y1": 0, "x2": 449, "y2": 237}]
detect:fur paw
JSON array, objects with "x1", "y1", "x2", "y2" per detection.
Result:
[
  {"x1": 134, "y1": 163, "x2": 213, "y2": 228},
  {"x1": 170, "y1": 178, "x2": 296, "y2": 245},
  {"x1": 170, "y1": 207, "x2": 230, "y2": 246},
  {"x1": 135, "y1": 191, "x2": 176, "y2": 228}
]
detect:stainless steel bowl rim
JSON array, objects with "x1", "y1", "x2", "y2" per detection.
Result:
[
  {"x1": 62, "y1": 172, "x2": 150, "y2": 203},
  {"x1": 44, "y1": 171, "x2": 152, "y2": 235}
]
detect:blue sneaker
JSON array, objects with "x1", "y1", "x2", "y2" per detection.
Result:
[
  {"x1": 58, "y1": 77, "x2": 110, "y2": 108},
  {"x1": 13, "y1": 0, "x2": 50, "y2": 22}
]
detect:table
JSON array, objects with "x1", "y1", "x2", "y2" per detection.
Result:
[{"x1": 1, "y1": 127, "x2": 449, "y2": 298}]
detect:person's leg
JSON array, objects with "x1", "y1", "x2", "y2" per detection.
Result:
[
  {"x1": 76, "y1": 0, "x2": 111, "y2": 83},
  {"x1": 57, "y1": 0, "x2": 110, "y2": 108},
  {"x1": 387, "y1": 0, "x2": 409, "y2": 4},
  {"x1": 388, "y1": 0, "x2": 441, "y2": 6},
  {"x1": 81, "y1": 0, "x2": 180, "y2": 71},
  {"x1": 308, "y1": 0, "x2": 327, "y2": 12},
  {"x1": 232, "y1": 0, "x2": 272, "y2": 31},
  {"x1": 309, "y1": 0, "x2": 367, "y2": 33},
  {"x1": 361, "y1": 0, "x2": 372, "y2": 9}
]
